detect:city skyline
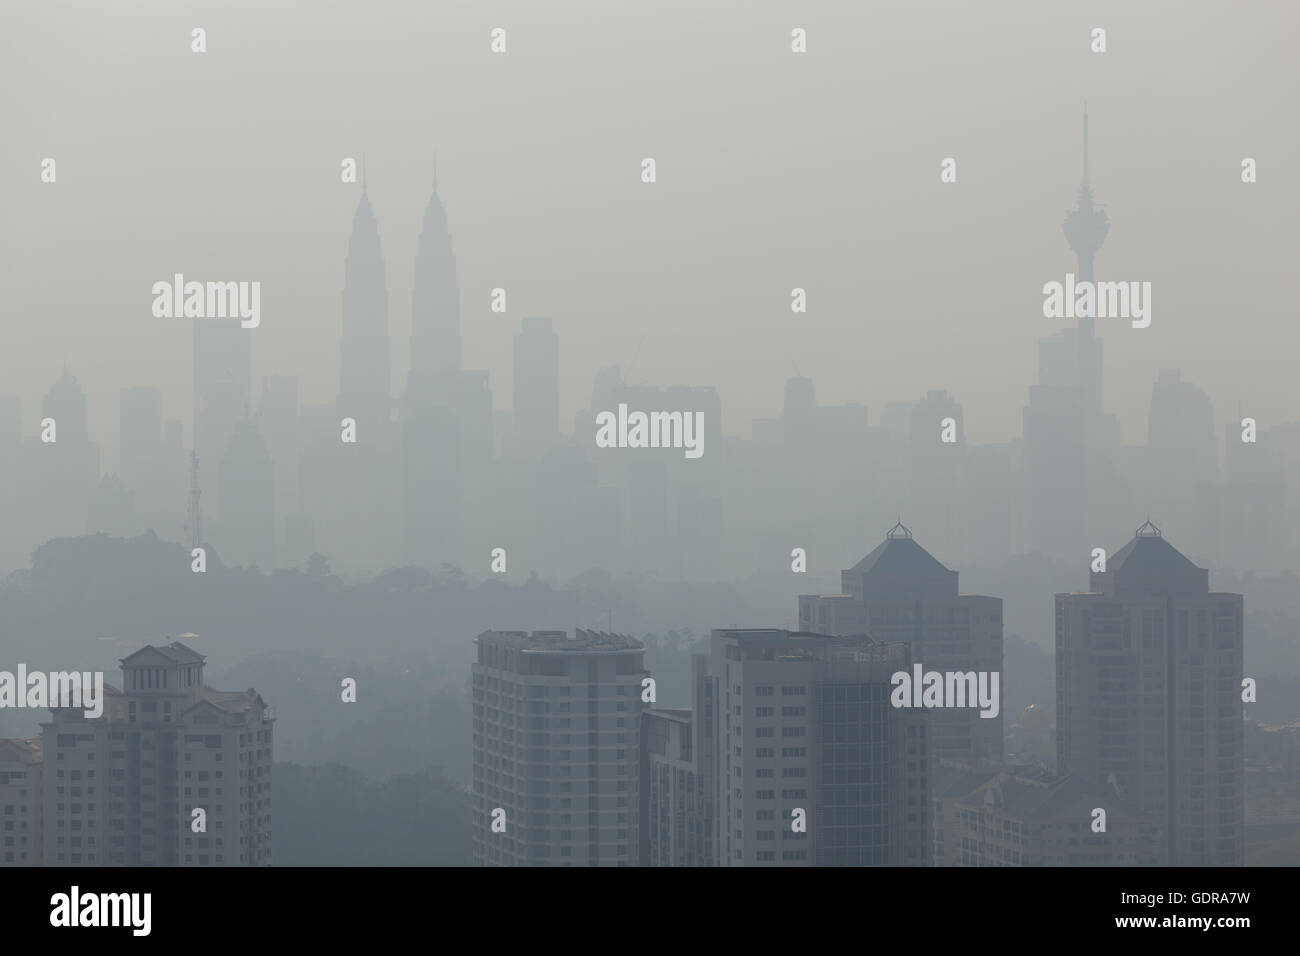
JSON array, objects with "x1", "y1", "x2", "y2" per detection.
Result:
[{"x1": 1, "y1": 0, "x2": 1296, "y2": 885}]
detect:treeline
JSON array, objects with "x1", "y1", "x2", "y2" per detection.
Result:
[{"x1": 273, "y1": 763, "x2": 472, "y2": 866}]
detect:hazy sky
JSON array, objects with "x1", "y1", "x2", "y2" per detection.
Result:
[{"x1": 3, "y1": 0, "x2": 1297, "y2": 472}]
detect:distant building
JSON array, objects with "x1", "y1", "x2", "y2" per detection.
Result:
[
  {"x1": 192, "y1": 321, "x2": 251, "y2": 505},
  {"x1": 933, "y1": 764, "x2": 1149, "y2": 866},
  {"x1": 512, "y1": 316, "x2": 560, "y2": 460},
  {"x1": 41, "y1": 641, "x2": 273, "y2": 866},
  {"x1": 216, "y1": 416, "x2": 276, "y2": 569},
  {"x1": 31, "y1": 368, "x2": 100, "y2": 538},
  {"x1": 0, "y1": 738, "x2": 42, "y2": 866},
  {"x1": 1056, "y1": 520, "x2": 1244, "y2": 865},
  {"x1": 472, "y1": 629, "x2": 648, "y2": 866},
  {"x1": 119, "y1": 386, "x2": 164, "y2": 514},
  {"x1": 403, "y1": 178, "x2": 465, "y2": 566}
]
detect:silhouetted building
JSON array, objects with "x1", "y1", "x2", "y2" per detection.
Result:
[
  {"x1": 403, "y1": 178, "x2": 464, "y2": 565},
  {"x1": 89, "y1": 474, "x2": 137, "y2": 537},
  {"x1": 1056, "y1": 520, "x2": 1244, "y2": 865},
  {"x1": 119, "y1": 386, "x2": 163, "y2": 514},
  {"x1": 339, "y1": 184, "x2": 392, "y2": 442},
  {"x1": 192, "y1": 321, "x2": 250, "y2": 503},
  {"x1": 41, "y1": 641, "x2": 273, "y2": 866},
  {"x1": 30, "y1": 368, "x2": 99, "y2": 539},
  {"x1": 216, "y1": 416, "x2": 275, "y2": 569},
  {"x1": 512, "y1": 316, "x2": 560, "y2": 460},
  {"x1": 335, "y1": 184, "x2": 398, "y2": 568},
  {"x1": 1025, "y1": 109, "x2": 1117, "y2": 562},
  {"x1": 472, "y1": 629, "x2": 648, "y2": 866}
]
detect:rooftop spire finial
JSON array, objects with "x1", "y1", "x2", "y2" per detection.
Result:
[
  {"x1": 1136, "y1": 516, "x2": 1162, "y2": 537},
  {"x1": 886, "y1": 519, "x2": 912, "y2": 540},
  {"x1": 361, "y1": 152, "x2": 367, "y2": 194}
]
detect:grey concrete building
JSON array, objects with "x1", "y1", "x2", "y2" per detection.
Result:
[
  {"x1": 1056, "y1": 520, "x2": 1244, "y2": 865},
  {"x1": 799, "y1": 522, "x2": 1004, "y2": 768},
  {"x1": 704, "y1": 628, "x2": 929, "y2": 867},
  {"x1": 472, "y1": 629, "x2": 648, "y2": 866},
  {"x1": 639, "y1": 654, "x2": 715, "y2": 867},
  {"x1": 41, "y1": 641, "x2": 273, "y2": 866},
  {"x1": 0, "y1": 738, "x2": 42, "y2": 866}
]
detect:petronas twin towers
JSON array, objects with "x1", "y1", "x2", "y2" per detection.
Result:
[{"x1": 338, "y1": 176, "x2": 484, "y2": 567}]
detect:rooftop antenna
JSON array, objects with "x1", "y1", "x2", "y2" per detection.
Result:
[
  {"x1": 1082, "y1": 103, "x2": 1089, "y2": 187},
  {"x1": 185, "y1": 452, "x2": 202, "y2": 550}
]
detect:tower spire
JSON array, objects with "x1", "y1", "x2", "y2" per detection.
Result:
[
  {"x1": 1082, "y1": 105, "x2": 1089, "y2": 187},
  {"x1": 362, "y1": 153, "x2": 367, "y2": 194}
]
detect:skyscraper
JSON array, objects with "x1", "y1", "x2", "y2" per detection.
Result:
[
  {"x1": 799, "y1": 523, "x2": 1004, "y2": 767},
  {"x1": 33, "y1": 368, "x2": 100, "y2": 539},
  {"x1": 402, "y1": 177, "x2": 464, "y2": 564},
  {"x1": 1055, "y1": 520, "x2": 1244, "y2": 865},
  {"x1": 512, "y1": 316, "x2": 560, "y2": 460},
  {"x1": 339, "y1": 183, "x2": 391, "y2": 438},
  {"x1": 408, "y1": 173, "x2": 462, "y2": 405},
  {"x1": 471, "y1": 629, "x2": 647, "y2": 866},
  {"x1": 193, "y1": 320, "x2": 251, "y2": 504},
  {"x1": 702, "y1": 628, "x2": 929, "y2": 866},
  {"x1": 331, "y1": 182, "x2": 399, "y2": 569},
  {"x1": 216, "y1": 415, "x2": 276, "y2": 569},
  {"x1": 1025, "y1": 109, "x2": 1116, "y2": 560}
]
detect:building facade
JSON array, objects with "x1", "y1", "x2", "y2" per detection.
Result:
[
  {"x1": 704, "y1": 629, "x2": 929, "y2": 867},
  {"x1": 1056, "y1": 521, "x2": 1244, "y2": 865},
  {"x1": 0, "y1": 738, "x2": 42, "y2": 866},
  {"x1": 40, "y1": 641, "x2": 273, "y2": 866},
  {"x1": 472, "y1": 629, "x2": 648, "y2": 866},
  {"x1": 799, "y1": 522, "x2": 1004, "y2": 767}
]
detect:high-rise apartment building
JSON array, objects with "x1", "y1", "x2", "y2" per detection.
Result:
[
  {"x1": 41, "y1": 641, "x2": 273, "y2": 866},
  {"x1": 703, "y1": 628, "x2": 929, "y2": 867},
  {"x1": 1056, "y1": 520, "x2": 1244, "y2": 865},
  {"x1": 472, "y1": 629, "x2": 647, "y2": 866},
  {"x1": 0, "y1": 738, "x2": 42, "y2": 866}
]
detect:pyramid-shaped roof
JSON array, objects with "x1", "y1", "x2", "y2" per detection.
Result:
[
  {"x1": 1091, "y1": 520, "x2": 1208, "y2": 596},
  {"x1": 843, "y1": 522, "x2": 958, "y2": 599}
]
